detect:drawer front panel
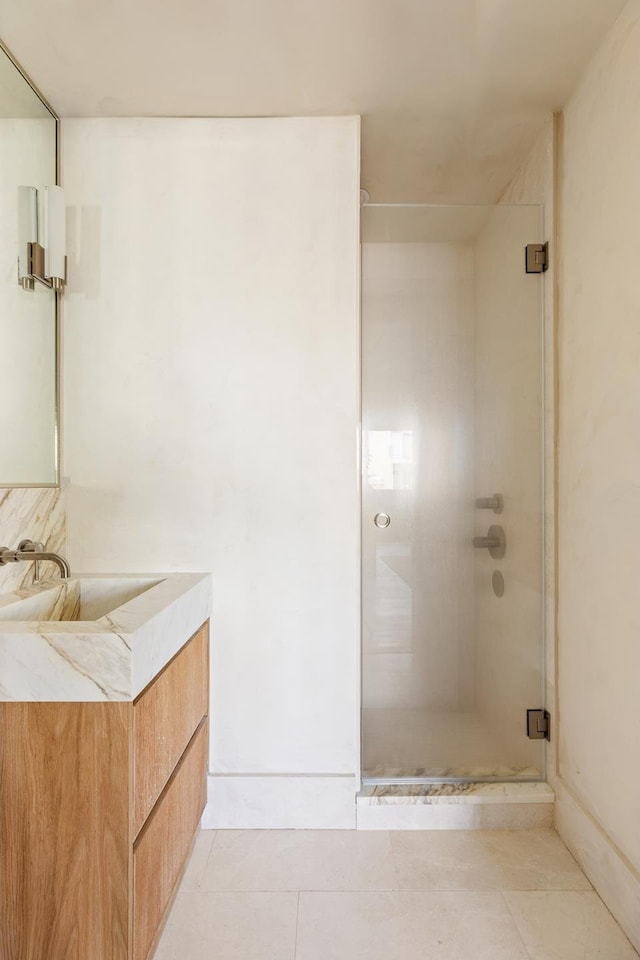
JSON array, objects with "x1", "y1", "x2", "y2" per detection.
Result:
[
  {"x1": 0, "y1": 702, "x2": 130, "y2": 960},
  {"x1": 133, "y1": 719, "x2": 208, "y2": 960},
  {"x1": 133, "y1": 622, "x2": 208, "y2": 835}
]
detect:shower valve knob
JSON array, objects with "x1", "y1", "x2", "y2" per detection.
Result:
[
  {"x1": 473, "y1": 524, "x2": 506, "y2": 559},
  {"x1": 475, "y1": 493, "x2": 503, "y2": 513}
]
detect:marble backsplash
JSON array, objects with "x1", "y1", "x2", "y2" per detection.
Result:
[{"x1": 0, "y1": 488, "x2": 66, "y2": 592}]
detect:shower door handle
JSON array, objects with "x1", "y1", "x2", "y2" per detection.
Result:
[{"x1": 374, "y1": 513, "x2": 391, "y2": 529}]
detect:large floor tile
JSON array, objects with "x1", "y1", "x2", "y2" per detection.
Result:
[
  {"x1": 505, "y1": 891, "x2": 640, "y2": 959},
  {"x1": 200, "y1": 829, "x2": 398, "y2": 891},
  {"x1": 179, "y1": 830, "x2": 216, "y2": 891},
  {"x1": 154, "y1": 891, "x2": 298, "y2": 960},
  {"x1": 390, "y1": 828, "x2": 592, "y2": 890},
  {"x1": 296, "y1": 891, "x2": 529, "y2": 960}
]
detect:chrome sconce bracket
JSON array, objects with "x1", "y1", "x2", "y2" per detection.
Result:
[{"x1": 26, "y1": 241, "x2": 67, "y2": 291}]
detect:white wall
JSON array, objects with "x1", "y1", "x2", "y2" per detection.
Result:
[
  {"x1": 556, "y1": 0, "x2": 640, "y2": 949},
  {"x1": 62, "y1": 117, "x2": 360, "y2": 827}
]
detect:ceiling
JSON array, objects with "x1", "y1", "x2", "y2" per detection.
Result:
[{"x1": 1, "y1": 0, "x2": 626, "y2": 202}]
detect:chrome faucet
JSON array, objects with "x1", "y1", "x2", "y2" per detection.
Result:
[{"x1": 0, "y1": 539, "x2": 71, "y2": 580}]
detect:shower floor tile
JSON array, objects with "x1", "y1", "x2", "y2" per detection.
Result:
[{"x1": 154, "y1": 829, "x2": 639, "y2": 960}]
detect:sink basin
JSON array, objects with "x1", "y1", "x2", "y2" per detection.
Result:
[
  {"x1": 0, "y1": 576, "x2": 164, "y2": 623},
  {"x1": 0, "y1": 572, "x2": 212, "y2": 702}
]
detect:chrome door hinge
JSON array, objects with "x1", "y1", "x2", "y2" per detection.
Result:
[
  {"x1": 525, "y1": 242, "x2": 549, "y2": 274},
  {"x1": 527, "y1": 708, "x2": 550, "y2": 740}
]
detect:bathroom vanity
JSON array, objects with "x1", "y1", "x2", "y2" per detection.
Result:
[{"x1": 0, "y1": 572, "x2": 212, "y2": 960}]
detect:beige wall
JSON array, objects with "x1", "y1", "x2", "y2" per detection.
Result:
[{"x1": 556, "y1": 0, "x2": 640, "y2": 948}]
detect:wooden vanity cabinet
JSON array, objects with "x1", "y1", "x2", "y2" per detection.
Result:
[{"x1": 0, "y1": 621, "x2": 209, "y2": 960}]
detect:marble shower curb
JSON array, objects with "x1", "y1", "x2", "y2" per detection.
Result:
[{"x1": 356, "y1": 781, "x2": 555, "y2": 829}]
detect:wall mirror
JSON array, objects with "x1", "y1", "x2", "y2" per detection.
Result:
[{"x1": 0, "y1": 41, "x2": 58, "y2": 486}]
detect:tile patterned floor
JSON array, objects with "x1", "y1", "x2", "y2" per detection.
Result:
[{"x1": 155, "y1": 829, "x2": 639, "y2": 960}]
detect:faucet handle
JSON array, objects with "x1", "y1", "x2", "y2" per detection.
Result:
[
  {"x1": 18, "y1": 539, "x2": 44, "y2": 552},
  {"x1": 18, "y1": 540, "x2": 44, "y2": 583}
]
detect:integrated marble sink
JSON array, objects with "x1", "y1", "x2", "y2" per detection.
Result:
[
  {"x1": 0, "y1": 572, "x2": 212, "y2": 702},
  {"x1": 0, "y1": 576, "x2": 164, "y2": 623}
]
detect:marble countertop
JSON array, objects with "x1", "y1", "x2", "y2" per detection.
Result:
[{"x1": 0, "y1": 572, "x2": 212, "y2": 702}]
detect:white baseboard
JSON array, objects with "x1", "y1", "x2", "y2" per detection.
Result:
[
  {"x1": 202, "y1": 774, "x2": 357, "y2": 829},
  {"x1": 555, "y1": 779, "x2": 640, "y2": 953}
]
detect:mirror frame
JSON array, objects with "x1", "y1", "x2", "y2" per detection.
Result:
[{"x1": 0, "y1": 38, "x2": 60, "y2": 488}]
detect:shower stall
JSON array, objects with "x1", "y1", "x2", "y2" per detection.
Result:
[{"x1": 361, "y1": 203, "x2": 546, "y2": 786}]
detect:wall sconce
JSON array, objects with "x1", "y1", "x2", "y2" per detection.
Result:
[{"x1": 17, "y1": 184, "x2": 67, "y2": 292}]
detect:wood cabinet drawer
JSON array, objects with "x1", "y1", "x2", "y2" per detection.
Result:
[
  {"x1": 0, "y1": 702, "x2": 131, "y2": 960},
  {"x1": 133, "y1": 718, "x2": 208, "y2": 960},
  {"x1": 133, "y1": 623, "x2": 208, "y2": 835}
]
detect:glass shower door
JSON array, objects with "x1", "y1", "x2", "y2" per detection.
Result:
[{"x1": 361, "y1": 204, "x2": 545, "y2": 782}]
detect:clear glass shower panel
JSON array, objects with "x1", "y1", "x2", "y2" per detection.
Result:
[{"x1": 361, "y1": 204, "x2": 545, "y2": 782}]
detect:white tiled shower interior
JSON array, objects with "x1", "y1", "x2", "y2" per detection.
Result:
[
  {"x1": 361, "y1": 238, "x2": 477, "y2": 775},
  {"x1": 361, "y1": 204, "x2": 544, "y2": 780},
  {"x1": 154, "y1": 829, "x2": 639, "y2": 960}
]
